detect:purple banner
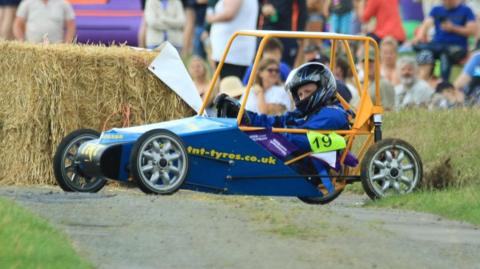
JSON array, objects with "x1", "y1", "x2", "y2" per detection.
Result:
[
  {"x1": 248, "y1": 130, "x2": 358, "y2": 170},
  {"x1": 73, "y1": 0, "x2": 143, "y2": 46},
  {"x1": 248, "y1": 131, "x2": 298, "y2": 160}
]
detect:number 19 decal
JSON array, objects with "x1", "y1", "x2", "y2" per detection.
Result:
[{"x1": 307, "y1": 132, "x2": 346, "y2": 153}]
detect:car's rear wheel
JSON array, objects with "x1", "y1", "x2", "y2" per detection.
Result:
[
  {"x1": 53, "y1": 129, "x2": 107, "y2": 192},
  {"x1": 298, "y1": 189, "x2": 343, "y2": 205},
  {"x1": 298, "y1": 169, "x2": 345, "y2": 205},
  {"x1": 130, "y1": 129, "x2": 189, "y2": 195}
]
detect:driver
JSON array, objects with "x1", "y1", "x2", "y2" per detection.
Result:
[
  {"x1": 242, "y1": 62, "x2": 350, "y2": 191},
  {"x1": 246, "y1": 62, "x2": 350, "y2": 152},
  {"x1": 215, "y1": 62, "x2": 350, "y2": 190}
]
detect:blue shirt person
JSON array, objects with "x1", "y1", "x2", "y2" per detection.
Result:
[{"x1": 413, "y1": 1, "x2": 477, "y2": 81}]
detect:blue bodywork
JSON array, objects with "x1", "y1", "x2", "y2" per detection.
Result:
[{"x1": 78, "y1": 116, "x2": 325, "y2": 197}]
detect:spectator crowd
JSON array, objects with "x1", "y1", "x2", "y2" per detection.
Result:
[{"x1": 1, "y1": 0, "x2": 479, "y2": 113}]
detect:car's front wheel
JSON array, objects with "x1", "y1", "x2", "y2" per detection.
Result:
[
  {"x1": 130, "y1": 129, "x2": 189, "y2": 195},
  {"x1": 53, "y1": 129, "x2": 107, "y2": 192}
]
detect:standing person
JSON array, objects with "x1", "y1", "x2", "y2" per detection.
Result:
[
  {"x1": 144, "y1": 0, "x2": 185, "y2": 50},
  {"x1": 394, "y1": 56, "x2": 434, "y2": 109},
  {"x1": 0, "y1": 0, "x2": 21, "y2": 40},
  {"x1": 259, "y1": 0, "x2": 308, "y2": 67},
  {"x1": 324, "y1": 0, "x2": 353, "y2": 34},
  {"x1": 350, "y1": 0, "x2": 363, "y2": 35},
  {"x1": 356, "y1": 0, "x2": 406, "y2": 44},
  {"x1": 207, "y1": 0, "x2": 258, "y2": 79},
  {"x1": 304, "y1": 0, "x2": 326, "y2": 55},
  {"x1": 380, "y1": 36, "x2": 400, "y2": 86},
  {"x1": 181, "y1": 0, "x2": 196, "y2": 56},
  {"x1": 306, "y1": 0, "x2": 326, "y2": 35},
  {"x1": 13, "y1": 0, "x2": 76, "y2": 44},
  {"x1": 192, "y1": 0, "x2": 208, "y2": 59},
  {"x1": 244, "y1": 58, "x2": 293, "y2": 115},
  {"x1": 413, "y1": 0, "x2": 477, "y2": 82},
  {"x1": 137, "y1": 0, "x2": 147, "y2": 47}
]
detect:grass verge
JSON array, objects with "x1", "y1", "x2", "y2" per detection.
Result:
[
  {"x1": 351, "y1": 108, "x2": 480, "y2": 226},
  {"x1": 367, "y1": 186, "x2": 480, "y2": 226},
  {"x1": 0, "y1": 197, "x2": 92, "y2": 269}
]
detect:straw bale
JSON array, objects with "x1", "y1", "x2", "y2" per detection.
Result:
[{"x1": 0, "y1": 41, "x2": 195, "y2": 185}]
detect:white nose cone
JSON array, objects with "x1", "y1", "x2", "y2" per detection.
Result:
[{"x1": 148, "y1": 42, "x2": 203, "y2": 113}]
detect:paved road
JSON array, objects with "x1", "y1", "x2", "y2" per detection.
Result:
[{"x1": 1, "y1": 186, "x2": 479, "y2": 269}]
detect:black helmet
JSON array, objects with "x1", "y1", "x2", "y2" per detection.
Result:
[{"x1": 285, "y1": 62, "x2": 337, "y2": 116}]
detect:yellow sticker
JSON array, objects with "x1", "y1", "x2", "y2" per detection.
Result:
[
  {"x1": 307, "y1": 132, "x2": 346, "y2": 153},
  {"x1": 81, "y1": 144, "x2": 103, "y2": 161},
  {"x1": 101, "y1": 134, "x2": 124, "y2": 140}
]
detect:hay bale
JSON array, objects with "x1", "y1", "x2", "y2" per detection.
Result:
[{"x1": 0, "y1": 41, "x2": 195, "y2": 185}]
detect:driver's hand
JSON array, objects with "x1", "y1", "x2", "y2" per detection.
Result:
[
  {"x1": 213, "y1": 93, "x2": 241, "y2": 118},
  {"x1": 213, "y1": 93, "x2": 229, "y2": 109}
]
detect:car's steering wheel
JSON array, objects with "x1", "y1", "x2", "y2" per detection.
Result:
[{"x1": 213, "y1": 93, "x2": 251, "y2": 125}]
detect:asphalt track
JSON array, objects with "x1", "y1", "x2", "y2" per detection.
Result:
[{"x1": 1, "y1": 185, "x2": 479, "y2": 269}]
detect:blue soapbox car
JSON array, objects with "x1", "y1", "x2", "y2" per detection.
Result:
[{"x1": 53, "y1": 31, "x2": 423, "y2": 203}]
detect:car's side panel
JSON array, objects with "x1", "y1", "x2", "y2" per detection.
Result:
[
  {"x1": 181, "y1": 128, "x2": 323, "y2": 197},
  {"x1": 77, "y1": 117, "x2": 239, "y2": 182},
  {"x1": 78, "y1": 116, "x2": 324, "y2": 197}
]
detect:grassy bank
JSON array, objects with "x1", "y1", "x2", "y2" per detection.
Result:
[
  {"x1": 0, "y1": 197, "x2": 92, "y2": 269},
  {"x1": 364, "y1": 108, "x2": 480, "y2": 225},
  {"x1": 383, "y1": 108, "x2": 480, "y2": 187}
]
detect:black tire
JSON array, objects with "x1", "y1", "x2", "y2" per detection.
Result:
[
  {"x1": 130, "y1": 129, "x2": 189, "y2": 195},
  {"x1": 361, "y1": 138, "x2": 423, "y2": 200},
  {"x1": 298, "y1": 169, "x2": 345, "y2": 205},
  {"x1": 53, "y1": 129, "x2": 107, "y2": 192},
  {"x1": 298, "y1": 189, "x2": 343, "y2": 205}
]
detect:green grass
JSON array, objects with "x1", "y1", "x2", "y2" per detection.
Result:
[
  {"x1": 0, "y1": 197, "x2": 92, "y2": 269},
  {"x1": 353, "y1": 108, "x2": 480, "y2": 226},
  {"x1": 367, "y1": 186, "x2": 480, "y2": 226}
]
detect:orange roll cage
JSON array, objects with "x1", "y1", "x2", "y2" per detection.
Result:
[{"x1": 198, "y1": 30, "x2": 384, "y2": 177}]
